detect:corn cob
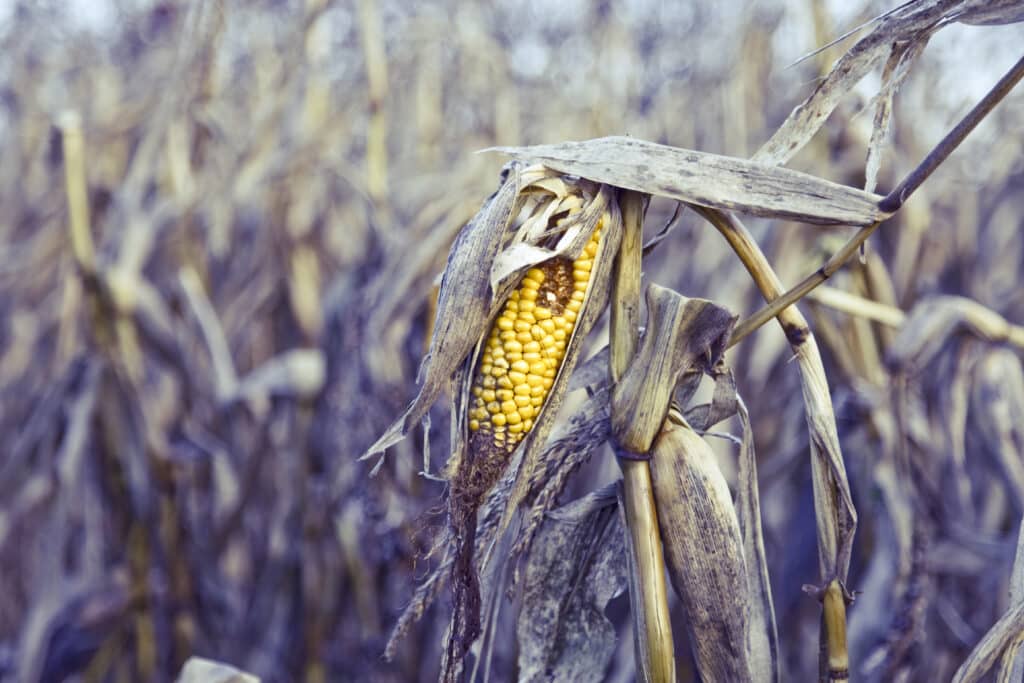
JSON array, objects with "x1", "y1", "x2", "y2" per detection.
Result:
[{"x1": 467, "y1": 221, "x2": 602, "y2": 455}]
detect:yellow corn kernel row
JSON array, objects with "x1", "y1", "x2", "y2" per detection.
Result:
[{"x1": 468, "y1": 222, "x2": 602, "y2": 453}]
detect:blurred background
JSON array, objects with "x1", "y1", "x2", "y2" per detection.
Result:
[{"x1": 1, "y1": 0, "x2": 1023, "y2": 681}]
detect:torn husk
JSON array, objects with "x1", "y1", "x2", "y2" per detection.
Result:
[
  {"x1": 648, "y1": 410, "x2": 755, "y2": 681},
  {"x1": 611, "y1": 284, "x2": 735, "y2": 454}
]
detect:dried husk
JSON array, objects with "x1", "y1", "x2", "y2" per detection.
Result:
[
  {"x1": 649, "y1": 410, "x2": 755, "y2": 682},
  {"x1": 360, "y1": 167, "x2": 520, "y2": 466}
]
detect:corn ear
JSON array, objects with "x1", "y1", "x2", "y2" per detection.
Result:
[
  {"x1": 442, "y1": 178, "x2": 622, "y2": 678},
  {"x1": 649, "y1": 411, "x2": 755, "y2": 682},
  {"x1": 466, "y1": 224, "x2": 602, "y2": 461}
]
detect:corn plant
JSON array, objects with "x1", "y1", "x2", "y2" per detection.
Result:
[{"x1": 365, "y1": 3, "x2": 1024, "y2": 681}]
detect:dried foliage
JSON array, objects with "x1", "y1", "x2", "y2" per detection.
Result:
[{"x1": 2, "y1": 1, "x2": 1024, "y2": 683}]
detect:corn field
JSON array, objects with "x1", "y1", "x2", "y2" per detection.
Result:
[{"x1": 2, "y1": 1, "x2": 1024, "y2": 682}]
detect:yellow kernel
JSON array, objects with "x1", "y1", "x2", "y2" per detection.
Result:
[
  {"x1": 542, "y1": 377, "x2": 554, "y2": 389},
  {"x1": 585, "y1": 242, "x2": 598, "y2": 257},
  {"x1": 539, "y1": 319, "x2": 556, "y2": 333},
  {"x1": 520, "y1": 288, "x2": 538, "y2": 301},
  {"x1": 554, "y1": 341, "x2": 566, "y2": 353},
  {"x1": 527, "y1": 374, "x2": 544, "y2": 388},
  {"x1": 481, "y1": 363, "x2": 493, "y2": 375},
  {"x1": 473, "y1": 386, "x2": 482, "y2": 397},
  {"x1": 508, "y1": 371, "x2": 527, "y2": 385},
  {"x1": 521, "y1": 278, "x2": 540, "y2": 291},
  {"x1": 531, "y1": 325, "x2": 545, "y2": 341},
  {"x1": 571, "y1": 290, "x2": 585, "y2": 302},
  {"x1": 515, "y1": 320, "x2": 532, "y2": 332},
  {"x1": 541, "y1": 335, "x2": 556, "y2": 349},
  {"x1": 546, "y1": 358, "x2": 558, "y2": 369},
  {"x1": 501, "y1": 398, "x2": 517, "y2": 413},
  {"x1": 531, "y1": 385, "x2": 545, "y2": 397},
  {"x1": 531, "y1": 394, "x2": 544, "y2": 405},
  {"x1": 575, "y1": 259, "x2": 592, "y2": 272},
  {"x1": 573, "y1": 270, "x2": 589, "y2": 283},
  {"x1": 522, "y1": 352, "x2": 541, "y2": 363},
  {"x1": 508, "y1": 422, "x2": 524, "y2": 434},
  {"x1": 519, "y1": 300, "x2": 535, "y2": 313},
  {"x1": 497, "y1": 389, "x2": 514, "y2": 401},
  {"x1": 523, "y1": 340, "x2": 541, "y2": 353},
  {"x1": 553, "y1": 317, "x2": 567, "y2": 330},
  {"x1": 526, "y1": 268, "x2": 545, "y2": 282},
  {"x1": 566, "y1": 300, "x2": 582, "y2": 313},
  {"x1": 493, "y1": 347, "x2": 506, "y2": 360},
  {"x1": 543, "y1": 368, "x2": 556, "y2": 379},
  {"x1": 506, "y1": 301, "x2": 518, "y2": 312},
  {"x1": 517, "y1": 331, "x2": 533, "y2": 343},
  {"x1": 492, "y1": 413, "x2": 506, "y2": 427},
  {"x1": 514, "y1": 395, "x2": 531, "y2": 408},
  {"x1": 523, "y1": 419, "x2": 533, "y2": 431},
  {"x1": 519, "y1": 311, "x2": 536, "y2": 325},
  {"x1": 497, "y1": 375, "x2": 512, "y2": 388},
  {"x1": 530, "y1": 361, "x2": 547, "y2": 375},
  {"x1": 511, "y1": 360, "x2": 530, "y2": 374},
  {"x1": 534, "y1": 307, "x2": 552, "y2": 320},
  {"x1": 514, "y1": 384, "x2": 532, "y2": 396},
  {"x1": 553, "y1": 329, "x2": 566, "y2": 341},
  {"x1": 498, "y1": 317, "x2": 514, "y2": 331},
  {"x1": 505, "y1": 340, "x2": 523, "y2": 354},
  {"x1": 507, "y1": 352, "x2": 522, "y2": 363},
  {"x1": 494, "y1": 358, "x2": 509, "y2": 369},
  {"x1": 481, "y1": 389, "x2": 496, "y2": 402},
  {"x1": 564, "y1": 309, "x2": 578, "y2": 322},
  {"x1": 510, "y1": 290, "x2": 520, "y2": 300},
  {"x1": 482, "y1": 376, "x2": 495, "y2": 389},
  {"x1": 506, "y1": 411, "x2": 521, "y2": 425},
  {"x1": 469, "y1": 419, "x2": 480, "y2": 431},
  {"x1": 501, "y1": 330, "x2": 517, "y2": 341},
  {"x1": 519, "y1": 405, "x2": 534, "y2": 419}
]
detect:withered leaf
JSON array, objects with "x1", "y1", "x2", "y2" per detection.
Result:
[
  {"x1": 491, "y1": 137, "x2": 887, "y2": 226},
  {"x1": 517, "y1": 485, "x2": 626, "y2": 683}
]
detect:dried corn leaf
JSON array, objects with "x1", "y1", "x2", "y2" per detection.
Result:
[
  {"x1": 887, "y1": 295, "x2": 1024, "y2": 373},
  {"x1": 492, "y1": 137, "x2": 886, "y2": 226},
  {"x1": 865, "y1": 40, "x2": 929, "y2": 193},
  {"x1": 952, "y1": 600, "x2": 1024, "y2": 682},
  {"x1": 517, "y1": 484, "x2": 626, "y2": 683},
  {"x1": 756, "y1": 0, "x2": 982, "y2": 167},
  {"x1": 971, "y1": 349, "x2": 1024, "y2": 509},
  {"x1": 998, "y1": 520, "x2": 1024, "y2": 680},
  {"x1": 611, "y1": 284, "x2": 736, "y2": 453},
  {"x1": 736, "y1": 398, "x2": 780, "y2": 683},
  {"x1": 176, "y1": 657, "x2": 259, "y2": 683},
  {"x1": 794, "y1": 337, "x2": 858, "y2": 582},
  {"x1": 650, "y1": 411, "x2": 754, "y2": 682},
  {"x1": 957, "y1": 0, "x2": 1024, "y2": 25}
]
